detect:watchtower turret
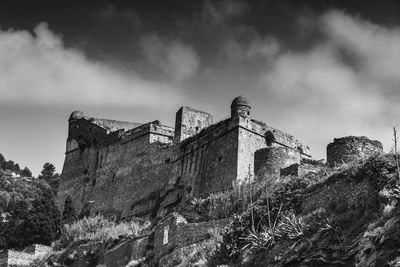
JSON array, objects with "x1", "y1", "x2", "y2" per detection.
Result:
[
  {"x1": 69, "y1": 110, "x2": 84, "y2": 121},
  {"x1": 231, "y1": 96, "x2": 251, "y2": 118}
]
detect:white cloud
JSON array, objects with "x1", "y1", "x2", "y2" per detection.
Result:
[
  {"x1": 321, "y1": 11, "x2": 400, "y2": 98},
  {"x1": 203, "y1": 0, "x2": 248, "y2": 23},
  {"x1": 258, "y1": 10, "x2": 400, "y2": 157},
  {"x1": 2, "y1": 9, "x2": 400, "y2": 161},
  {"x1": 0, "y1": 22, "x2": 183, "y2": 108},
  {"x1": 140, "y1": 34, "x2": 199, "y2": 82}
]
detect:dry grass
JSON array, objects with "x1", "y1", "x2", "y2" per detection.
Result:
[{"x1": 60, "y1": 215, "x2": 150, "y2": 245}]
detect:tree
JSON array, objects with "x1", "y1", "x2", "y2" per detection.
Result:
[
  {"x1": 1, "y1": 197, "x2": 61, "y2": 250},
  {"x1": 0, "y1": 153, "x2": 4, "y2": 169},
  {"x1": 0, "y1": 174, "x2": 62, "y2": 250},
  {"x1": 38, "y1": 162, "x2": 56, "y2": 180},
  {"x1": 4, "y1": 160, "x2": 15, "y2": 170},
  {"x1": 38, "y1": 162, "x2": 60, "y2": 193},
  {"x1": 20, "y1": 167, "x2": 32, "y2": 177}
]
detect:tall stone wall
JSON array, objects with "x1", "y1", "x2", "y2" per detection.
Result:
[
  {"x1": 177, "y1": 119, "x2": 239, "y2": 197},
  {"x1": 327, "y1": 136, "x2": 383, "y2": 167},
  {"x1": 58, "y1": 119, "x2": 176, "y2": 219},
  {"x1": 237, "y1": 125, "x2": 266, "y2": 182}
]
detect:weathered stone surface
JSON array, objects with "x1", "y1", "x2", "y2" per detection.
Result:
[
  {"x1": 301, "y1": 173, "x2": 375, "y2": 214},
  {"x1": 57, "y1": 97, "x2": 311, "y2": 220},
  {"x1": 175, "y1": 106, "x2": 213, "y2": 143},
  {"x1": 102, "y1": 236, "x2": 149, "y2": 267},
  {"x1": 327, "y1": 136, "x2": 383, "y2": 167},
  {"x1": 153, "y1": 213, "x2": 229, "y2": 258},
  {"x1": 254, "y1": 147, "x2": 300, "y2": 180},
  {"x1": 280, "y1": 162, "x2": 325, "y2": 177},
  {"x1": 355, "y1": 217, "x2": 400, "y2": 267}
]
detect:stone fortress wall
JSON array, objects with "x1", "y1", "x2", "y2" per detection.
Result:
[{"x1": 57, "y1": 96, "x2": 383, "y2": 221}]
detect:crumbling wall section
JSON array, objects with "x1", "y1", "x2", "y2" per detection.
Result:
[
  {"x1": 280, "y1": 163, "x2": 325, "y2": 177},
  {"x1": 153, "y1": 213, "x2": 229, "y2": 258},
  {"x1": 327, "y1": 136, "x2": 383, "y2": 167}
]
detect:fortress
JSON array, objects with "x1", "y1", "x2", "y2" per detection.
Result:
[{"x1": 57, "y1": 96, "x2": 383, "y2": 220}]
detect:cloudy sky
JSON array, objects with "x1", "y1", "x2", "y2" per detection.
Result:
[{"x1": 1, "y1": 0, "x2": 400, "y2": 175}]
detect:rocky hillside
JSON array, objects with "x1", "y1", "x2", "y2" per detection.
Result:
[{"x1": 35, "y1": 154, "x2": 400, "y2": 266}]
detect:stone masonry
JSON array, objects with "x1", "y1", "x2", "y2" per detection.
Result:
[
  {"x1": 57, "y1": 96, "x2": 319, "y2": 220},
  {"x1": 327, "y1": 136, "x2": 383, "y2": 167}
]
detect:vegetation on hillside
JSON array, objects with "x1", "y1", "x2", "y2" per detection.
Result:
[
  {"x1": 26, "y1": 153, "x2": 400, "y2": 266},
  {"x1": 0, "y1": 174, "x2": 61, "y2": 250},
  {"x1": 0, "y1": 155, "x2": 61, "y2": 251},
  {"x1": 36, "y1": 215, "x2": 151, "y2": 266},
  {"x1": 3, "y1": 150, "x2": 400, "y2": 267},
  {"x1": 207, "y1": 154, "x2": 400, "y2": 266},
  {"x1": 0, "y1": 153, "x2": 32, "y2": 177}
]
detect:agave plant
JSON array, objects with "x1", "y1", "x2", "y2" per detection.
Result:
[
  {"x1": 278, "y1": 213, "x2": 306, "y2": 240},
  {"x1": 240, "y1": 225, "x2": 282, "y2": 251}
]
